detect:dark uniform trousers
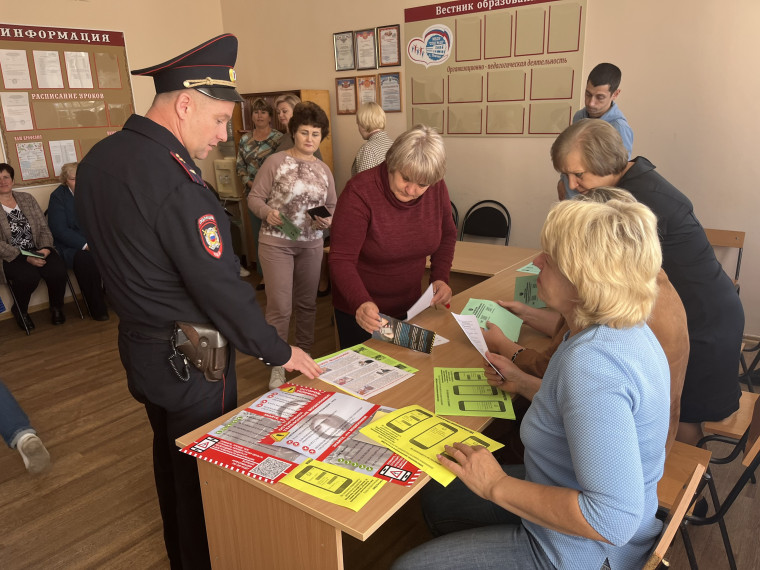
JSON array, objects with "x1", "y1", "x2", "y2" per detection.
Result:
[{"x1": 118, "y1": 325, "x2": 237, "y2": 570}]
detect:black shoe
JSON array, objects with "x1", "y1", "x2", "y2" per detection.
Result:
[
  {"x1": 51, "y1": 307, "x2": 66, "y2": 325},
  {"x1": 691, "y1": 496, "x2": 708, "y2": 518},
  {"x1": 11, "y1": 304, "x2": 34, "y2": 331}
]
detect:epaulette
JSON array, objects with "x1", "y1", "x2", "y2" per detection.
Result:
[{"x1": 171, "y1": 151, "x2": 207, "y2": 187}]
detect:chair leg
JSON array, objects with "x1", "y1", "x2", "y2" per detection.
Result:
[
  {"x1": 6, "y1": 279, "x2": 30, "y2": 336},
  {"x1": 705, "y1": 471, "x2": 738, "y2": 570},
  {"x1": 680, "y1": 523, "x2": 700, "y2": 569},
  {"x1": 65, "y1": 274, "x2": 85, "y2": 320}
]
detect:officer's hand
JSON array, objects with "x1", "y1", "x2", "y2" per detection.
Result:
[
  {"x1": 283, "y1": 346, "x2": 323, "y2": 379},
  {"x1": 267, "y1": 210, "x2": 283, "y2": 226}
]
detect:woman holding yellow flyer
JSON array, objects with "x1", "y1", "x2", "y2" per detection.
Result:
[{"x1": 393, "y1": 197, "x2": 670, "y2": 569}]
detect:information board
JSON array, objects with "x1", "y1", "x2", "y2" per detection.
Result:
[
  {"x1": 0, "y1": 23, "x2": 133, "y2": 186},
  {"x1": 404, "y1": 0, "x2": 586, "y2": 137}
]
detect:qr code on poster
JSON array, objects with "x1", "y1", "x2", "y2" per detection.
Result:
[{"x1": 250, "y1": 457, "x2": 292, "y2": 482}]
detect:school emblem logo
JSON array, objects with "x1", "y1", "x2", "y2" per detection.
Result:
[{"x1": 198, "y1": 214, "x2": 223, "y2": 258}]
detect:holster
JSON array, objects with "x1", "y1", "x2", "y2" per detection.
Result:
[{"x1": 174, "y1": 321, "x2": 228, "y2": 382}]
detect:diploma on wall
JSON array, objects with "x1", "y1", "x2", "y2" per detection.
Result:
[
  {"x1": 333, "y1": 31, "x2": 355, "y2": 71},
  {"x1": 336, "y1": 77, "x2": 357, "y2": 115}
]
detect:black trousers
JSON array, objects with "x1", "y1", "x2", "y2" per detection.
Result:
[
  {"x1": 118, "y1": 326, "x2": 237, "y2": 570},
  {"x1": 334, "y1": 308, "x2": 372, "y2": 349},
  {"x1": 3, "y1": 250, "x2": 67, "y2": 312},
  {"x1": 72, "y1": 249, "x2": 107, "y2": 317}
]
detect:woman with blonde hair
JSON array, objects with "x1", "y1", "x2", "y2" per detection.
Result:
[
  {"x1": 351, "y1": 102, "x2": 393, "y2": 176},
  {"x1": 330, "y1": 125, "x2": 456, "y2": 348},
  {"x1": 394, "y1": 197, "x2": 670, "y2": 570},
  {"x1": 48, "y1": 162, "x2": 109, "y2": 320}
]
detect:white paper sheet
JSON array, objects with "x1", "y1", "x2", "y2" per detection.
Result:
[{"x1": 405, "y1": 283, "x2": 435, "y2": 321}]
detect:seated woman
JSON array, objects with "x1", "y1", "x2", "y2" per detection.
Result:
[
  {"x1": 0, "y1": 163, "x2": 68, "y2": 330},
  {"x1": 393, "y1": 197, "x2": 671, "y2": 570},
  {"x1": 329, "y1": 125, "x2": 457, "y2": 349},
  {"x1": 551, "y1": 118, "x2": 743, "y2": 446},
  {"x1": 248, "y1": 102, "x2": 336, "y2": 389},
  {"x1": 47, "y1": 162, "x2": 109, "y2": 320},
  {"x1": 351, "y1": 102, "x2": 393, "y2": 176},
  {"x1": 483, "y1": 187, "x2": 688, "y2": 454}
]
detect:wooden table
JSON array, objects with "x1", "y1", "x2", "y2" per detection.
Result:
[
  {"x1": 177, "y1": 249, "x2": 541, "y2": 569},
  {"x1": 433, "y1": 241, "x2": 539, "y2": 277}
]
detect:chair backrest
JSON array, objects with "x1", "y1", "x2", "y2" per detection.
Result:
[
  {"x1": 743, "y1": 392, "x2": 760, "y2": 469},
  {"x1": 451, "y1": 201, "x2": 459, "y2": 230},
  {"x1": 644, "y1": 462, "x2": 706, "y2": 570},
  {"x1": 704, "y1": 228, "x2": 744, "y2": 290},
  {"x1": 460, "y1": 200, "x2": 511, "y2": 245}
]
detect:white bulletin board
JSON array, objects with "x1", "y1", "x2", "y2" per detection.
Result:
[{"x1": 404, "y1": 0, "x2": 586, "y2": 137}]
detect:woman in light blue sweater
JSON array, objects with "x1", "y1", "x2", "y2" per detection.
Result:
[{"x1": 394, "y1": 196, "x2": 670, "y2": 570}]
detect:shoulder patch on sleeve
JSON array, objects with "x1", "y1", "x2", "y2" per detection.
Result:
[
  {"x1": 198, "y1": 214, "x2": 223, "y2": 258},
  {"x1": 171, "y1": 151, "x2": 208, "y2": 187}
]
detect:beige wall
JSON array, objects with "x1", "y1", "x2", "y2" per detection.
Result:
[
  {"x1": 4, "y1": 1, "x2": 758, "y2": 336},
  {"x1": 223, "y1": 0, "x2": 760, "y2": 335}
]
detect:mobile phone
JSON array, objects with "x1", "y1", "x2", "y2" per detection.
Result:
[
  {"x1": 410, "y1": 422, "x2": 457, "y2": 449},
  {"x1": 307, "y1": 205, "x2": 331, "y2": 219},
  {"x1": 294, "y1": 465, "x2": 352, "y2": 494},
  {"x1": 453, "y1": 385, "x2": 498, "y2": 396},
  {"x1": 452, "y1": 371, "x2": 485, "y2": 381},
  {"x1": 458, "y1": 401, "x2": 507, "y2": 412},
  {"x1": 387, "y1": 409, "x2": 432, "y2": 432}
]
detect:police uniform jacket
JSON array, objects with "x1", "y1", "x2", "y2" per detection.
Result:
[{"x1": 76, "y1": 114, "x2": 291, "y2": 365}]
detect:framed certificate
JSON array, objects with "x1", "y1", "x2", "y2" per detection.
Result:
[
  {"x1": 356, "y1": 75, "x2": 378, "y2": 105},
  {"x1": 354, "y1": 28, "x2": 378, "y2": 70},
  {"x1": 336, "y1": 77, "x2": 357, "y2": 115},
  {"x1": 379, "y1": 72, "x2": 402, "y2": 113},
  {"x1": 377, "y1": 25, "x2": 401, "y2": 67},
  {"x1": 333, "y1": 31, "x2": 355, "y2": 72}
]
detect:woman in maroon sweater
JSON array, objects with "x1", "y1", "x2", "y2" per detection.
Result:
[{"x1": 329, "y1": 125, "x2": 457, "y2": 348}]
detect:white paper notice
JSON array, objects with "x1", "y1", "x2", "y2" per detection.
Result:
[
  {"x1": 0, "y1": 92, "x2": 34, "y2": 131},
  {"x1": 406, "y1": 284, "x2": 435, "y2": 321},
  {"x1": 64, "y1": 51, "x2": 93, "y2": 89},
  {"x1": 451, "y1": 313, "x2": 504, "y2": 378},
  {"x1": 16, "y1": 142, "x2": 49, "y2": 180},
  {"x1": 33, "y1": 51, "x2": 64, "y2": 89},
  {"x1": 49, "y1": 140, "x2": 78, "y2": 176},
  {"x1": 0, "y1": 49, "x2": 32, "y2": 89},
  {"x1": 432, "y1": 334, "x2": 449, "y2": 346}
]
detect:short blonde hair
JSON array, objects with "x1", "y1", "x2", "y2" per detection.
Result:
[
  {"x1": 385, "y1": 124, "x2": 446, "y2": 186},
  {"x1": 274, "y1": 92, "x2": 301, "y2": 110},
  {"x1": 59, "y1": 162, "x2": 78, "y2": 185},
  {"x1": 574, "y1": 186, "x2": 635, "y2": 204},
  {"x1": 550, "y1": 119, "x2": 628, "y2": 177},
  {"x1": 356, "y1": 102, "x2": 386, "y2": 132},
  {"x1": 541, "y1": 198, "x2": 661, "y2": 329}
]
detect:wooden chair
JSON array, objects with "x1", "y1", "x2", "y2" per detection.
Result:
[
  {"x1": 704, "y1": 228, "x2": 744, "y2": 294},
  {"x1": 680, "y1": 394, "x2": 760, "y2": 569},
  {"x1": 645, "y1": 462, "x2": 706, "y2": 570},
  {"x1": 450, "y1": 200, "x2": 459, "y2": 230},
  {"x1": 700, "y1": 390, "x2": 760, "y2": 467}
]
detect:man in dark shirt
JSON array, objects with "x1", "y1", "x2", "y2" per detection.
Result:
[{"x1": 76, "y1": 35, "x2": 321, "y2": 569}]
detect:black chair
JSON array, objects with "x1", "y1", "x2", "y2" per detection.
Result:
[
  {"x1": 450, "y1": 201, "x2": 459, "y2": 229},
  {"x1": 679, "y1": 394, "x2": 760, "y2": 570},
  {"x1": 459, "y1": 200, "x2": 511, "y2": 245},
  {"x1": 3, "y1": 273, "x2": 84, "y2": 335}
]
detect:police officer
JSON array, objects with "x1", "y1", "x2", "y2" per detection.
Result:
[{"x1": 76, "y1": 34, "x2": 322, "y2": 569}]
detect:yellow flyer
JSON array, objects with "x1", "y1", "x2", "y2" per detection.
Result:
[
  {"x1": 281, "y1": 459, "x2": 386, "y2": 511},
  {"x1": 359, "y1": 405, "x2": 503, "y2": 486}
]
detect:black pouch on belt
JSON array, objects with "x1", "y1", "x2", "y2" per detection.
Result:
[{"x1": 174, "y1": 322, "x2": 228, "y2": 382}]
